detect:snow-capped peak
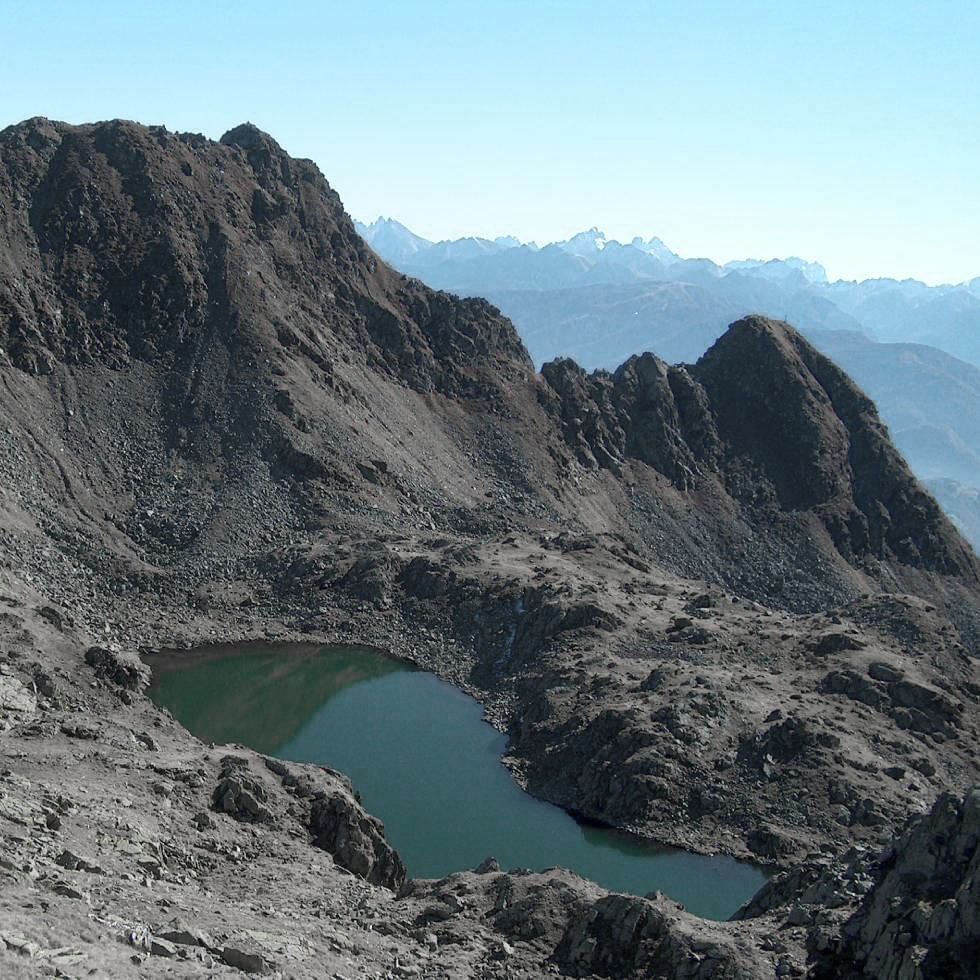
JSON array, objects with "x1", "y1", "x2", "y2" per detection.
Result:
[
  {"x1": 557, "y1": 228, "x2": 608, "y2": 256},
  {"x1": 631, "y1": 235, "x2": 680, "y2": 265}
]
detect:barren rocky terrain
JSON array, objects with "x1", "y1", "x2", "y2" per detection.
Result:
[{"x1": 0, "y1": 118, "x2": 977, "y2": 977}]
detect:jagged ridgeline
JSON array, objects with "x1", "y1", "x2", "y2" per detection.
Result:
[{"x1": 0, "y1": 118, "x2": 976, "y2": 629}]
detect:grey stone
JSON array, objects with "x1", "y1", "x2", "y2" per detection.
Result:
[
  {"x1": 0, "y1": 676, "x2": 36, "y2": 714},
  {"x1": 810, "y1": 789, "x2": 980, "y2": 979},
  {"x1": 83, "y1": 646, "x2": 150, "y2": 692},
  {"x1": 868, "y1": 661, "x2": 904, "y2": 683},
  {"x1": 149, "y1": 936, "x2": 177, "y2": 958},
  {"x1": 219, "y1": 945, "x2": 275, "y2": 974}
]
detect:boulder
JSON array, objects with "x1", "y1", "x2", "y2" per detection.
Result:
[
  {"x1": 339, "y1": 553, "x2": 394, "y2": 604},
  {"x1": 84, "y1": 646, "x2": 150, "y2": 692},
  {"x1": 820, "y1": 669, "x2": 884, "y2": 708},
  {"x1": 812, "y1": 633, "x2": 866, "y2": 656},
  {"x1": 219, "y1": 945, "x2": 275, "y2": 975},
  {"x1": 746, "y1": 827, "x2": 795, "y2": 861},
  {"x1": 737, "y1": 717, "x2": 819, "y2": 773},
  {"x1": 867, "y1": 661, "x2": 904, "y2": 683},
  {"x1": 887, "y1": 679, "x2": 962, "y2": 735},
  {"x1": 0, "y1": 675, "x2": 36, "y2": 715},
  {"x1": 211, "y1": 756, "x2": 273, "y2": 823}
]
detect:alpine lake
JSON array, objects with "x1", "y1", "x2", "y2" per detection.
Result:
[{"x1": 148, "y1": 643, "x2": 767, "y2": 921}]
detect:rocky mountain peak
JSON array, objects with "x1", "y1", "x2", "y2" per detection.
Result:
[
  {"x1": 218, "y1": 122, "x2": 302, "y2": 187},
  {"x1": 693, "y1": 315, "x2": 858, "y2": 508},
  {"x1": 0, "y1": 118, "x2": 530, "y2": 393},
  {"x1": 219, "y1": 121, "x2": 279, "y2": 150},
  {"x1": 0, "y1": 119, "x2": 975, "y2": 608},
  {"x1": 537, "y1": 316, "x2": 978, "y2": 588},
  {"x1": 691, "y1": 316, "x2": 978, "y2": 575}
]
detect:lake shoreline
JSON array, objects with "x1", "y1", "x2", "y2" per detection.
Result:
[{"x1": 150, "y1": 641, "x2": 768, "y2": 920}]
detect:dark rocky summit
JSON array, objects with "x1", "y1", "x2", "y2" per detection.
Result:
[{"x1": 0, "y1": 118, "x2": 978, "y2": 976}]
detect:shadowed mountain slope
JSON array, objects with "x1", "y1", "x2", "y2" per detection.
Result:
[{"x1": 0, "y1": 118, "x2": 976, "y2": 624}]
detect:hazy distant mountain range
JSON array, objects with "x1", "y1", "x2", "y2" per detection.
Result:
[
  {"x1": 355, "y1": 218, "x2": 980, "y2": 364},
  {"x1": 356, "y1": 217, "x2": 980, "y2": 549}
]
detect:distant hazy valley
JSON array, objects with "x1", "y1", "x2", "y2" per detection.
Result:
[{"x1": 357, "y1": 217, "x2": 980, "y2": 550}]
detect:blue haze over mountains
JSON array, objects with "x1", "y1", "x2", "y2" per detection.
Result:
[{"x1": 355, "y1": 217, "x2": 980, "y2": 551}]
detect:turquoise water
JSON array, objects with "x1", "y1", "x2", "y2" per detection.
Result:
[{"x1": 150, "y1": 644, "x2": 766, "y2": 919}]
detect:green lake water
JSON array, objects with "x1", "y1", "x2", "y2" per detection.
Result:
[{"x1": 149, "y1": 643, "x2": 767, "y2": 920}]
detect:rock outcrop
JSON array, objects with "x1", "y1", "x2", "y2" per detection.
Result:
[
  {"x1": 211, "y1": 756, "x2": 274, "y2": 823},
  {"x1": 810, "y1": 789, "x2": 980, "y2": 979},
  {"x1": 539, "y1": 316, "x2": 979, "y2": 592},
  {"x1": 84, "y1": 645, "x2": 151, "y2": 692},
  {"x1": 263, "y1": 755, "x2": 406, "y2": 890}
]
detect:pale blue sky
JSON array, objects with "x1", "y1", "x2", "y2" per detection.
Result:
[{"x1": 2, "y1": 0, "x2": 977, "y2": 283}]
